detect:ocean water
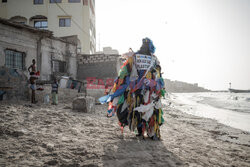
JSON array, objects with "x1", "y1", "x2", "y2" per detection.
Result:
[{"x1": 170, "y1": 92, "x2": 250, "y2": 132}]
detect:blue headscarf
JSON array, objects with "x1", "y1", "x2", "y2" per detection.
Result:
[{"x1": 143, "y1": 37, "x2": 155, "y2": 54}]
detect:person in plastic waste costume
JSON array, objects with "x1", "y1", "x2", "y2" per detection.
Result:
[{"x1": 99, "y1": 38, "x2": 165, "y2": 140}]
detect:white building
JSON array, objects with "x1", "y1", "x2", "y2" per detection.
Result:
[
  {"x1": 95, "y1": 47, "x2": 119, "y2": 55},
  {"x1": 0, "y1": 0, "x2": 96, "y2": 54}
]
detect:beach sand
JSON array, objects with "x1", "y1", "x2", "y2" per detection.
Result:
[{"x1": 0, "y1": 97, "x2": 249, "y2": 167}]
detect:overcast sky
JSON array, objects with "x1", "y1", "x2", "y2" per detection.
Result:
[{"x1": 96, "y1": 0, "x2": 250, "y2": 90}]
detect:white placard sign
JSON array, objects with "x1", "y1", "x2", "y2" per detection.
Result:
[{"x1": 135, "y1": 54, "x2": 152, "y2": 70}]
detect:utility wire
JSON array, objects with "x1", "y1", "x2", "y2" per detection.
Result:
[{"x1": 55, "y1": 2, "x2": 89, "y2": 36}]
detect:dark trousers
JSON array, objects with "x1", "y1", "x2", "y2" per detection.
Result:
[{"x1": 31, "y1": 90, "x2": 36, "y2": 103}]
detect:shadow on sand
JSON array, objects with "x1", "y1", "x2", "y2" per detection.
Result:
[{"x1": 102, "y1": 136, "x2": 183, "y2": 167}]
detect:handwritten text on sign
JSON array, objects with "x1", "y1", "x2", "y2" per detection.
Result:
[{"x1": 135, "y1": 54, "x2": 152, "y2": 70}]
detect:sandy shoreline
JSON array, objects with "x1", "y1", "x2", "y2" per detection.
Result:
[
  {"x1": 163, "y1": 98, "x2": 250, "y2": 167},
  {"x1": 0, "y1": 98, "x2": 249, "y2": 167}
]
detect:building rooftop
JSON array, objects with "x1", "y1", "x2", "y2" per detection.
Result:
[
  {"x1": 0, "y1": 17, "x2": 78, "y2": 45},
  {"x1": 0, "y1": 17, "x2": 52, "y2": 36}
]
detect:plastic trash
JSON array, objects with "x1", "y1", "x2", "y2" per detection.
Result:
[{"x1": 44, "y1": 94, "x2": 50, "y2": 104}]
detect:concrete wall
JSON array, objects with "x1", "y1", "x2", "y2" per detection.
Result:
[
  {"x1": 77, "y1": 53, "x2": 120, "y2": 101},
  {"x1": 77, "y1": 54, "x2": 120, "y2": 80},
  {"x1": 40, "y1": 37, "x2": 77, "y2": 80},
  {"x1": 0, "y1": 66, "x2": 29, "y2": 100},
  {"x1": 0, "y1": 19, "x2": 78, "y2": 100},
  {"x1": 0, "y1": 21, "x2": 38, "y2": 77},
  {"x1": 0, "y1": 20, "x2": 77, "y2": 81}
]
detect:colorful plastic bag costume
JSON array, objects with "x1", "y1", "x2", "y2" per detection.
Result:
[{"x1": 99, "y1": 38, "x2": 165, "y2": 140}]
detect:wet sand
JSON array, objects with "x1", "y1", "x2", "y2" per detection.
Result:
[{"x1": 0, "y1": 98, "x2": 249, "y2": 166}]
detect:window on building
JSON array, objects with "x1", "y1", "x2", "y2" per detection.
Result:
[
  {"x1": 52, "y1": 60, "x2": 66, "y2": 73},
  {"x1": 59, "y1": 18, "x2": 71, "y2": 27},
  {"x1": 68, "y1": 0, "x2": 81, "y2": 3},
  {"x1": 34, "y1": 0, "x2": 43, "y2": 4},
  {"x1": 50, "y1": 0, "x2": 61, "y2": 3},
  {"x1": 83, "y1": 0, "x2": 88, "y2": 5},
  {"x1": 5, "y1": 50, "x2": 25, "y2": 70},
  {"x1": 34, "y1": 20, "x2": 48, "y2": 29},
  {"x1": 2, "y1": 0, "x2": 7, "y2": 3}
]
